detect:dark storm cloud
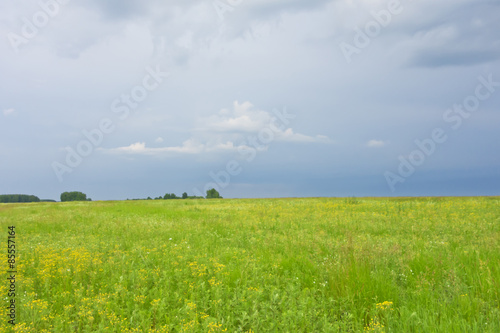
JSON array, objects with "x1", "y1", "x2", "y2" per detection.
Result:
[{"x1": 407, "y1": 1, "x2": 500, "y2": 68}]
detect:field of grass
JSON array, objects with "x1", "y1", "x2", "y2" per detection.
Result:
[{"x1": 0, "y1": 197, "x2": 499, "y2": 332}]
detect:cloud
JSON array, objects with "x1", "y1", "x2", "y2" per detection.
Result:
[
  {"x1": 405, "y1": 3, "x2": 500, "y2": 68},
  {"x1": 201, "y1": 101, "x2": 332, "y2": 142},
  {"x1": 85, "y1": 0, "x2": 150, "y2": 20},
  {"x1": 3, "y1": 109, "x2": 15, "y2": 116},
  {"x1": 101, "y1": 101, "x2": 332, "y2": 157},
  {"x1": 367, "y1": 140, "x2": 388, "y2": 148},
  {"x1": 277, "y1": 129, "x2": 333, "y2": 143},
  {"x1": 201, "y1": 101, "x2": 273, "y2": 133},
  {"x1": 102, "y1": 139, "x2": 238, "y2": 156},
  {"x1": 103, "y1": 139, "x2": 202, "y2": 155},
  {"x1": 33, "y1": 0, "x2": 335, "y2": 60},
  {"x1": 85, "y1": 0, "x2": 333, "y2": 22}
]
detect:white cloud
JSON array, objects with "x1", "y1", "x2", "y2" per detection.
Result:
[
  {"x1": 201, "y1": 101, "x2": 332, "y2": 143},
  {"x1": 366, "y1": 140, "x2": 388, "y2": 148},
  {"x1": 104, "y1": 140, "x2": 203, "y2": 155},
  {"x1": 101, "y1": 101, "x2": 332, "y2": 157},
  {"x1": 277, "y1": 129, "x2": 332, "y2": 143},
  {"x1": 201, "y1": 101, "x2": 273, "y2": 133},
  {"x1": 3, "y1": 109, "x2": 15, "y2": 116},
  {"x1": 102, "y1": 139, "x2": 240, "y2": 156}
]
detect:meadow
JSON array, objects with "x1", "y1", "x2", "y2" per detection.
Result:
[{"x1": 0, "y1": 197, "x2": 499, "y2": 332}]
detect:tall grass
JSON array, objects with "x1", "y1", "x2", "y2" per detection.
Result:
[{"x1": 0, "y1": 197, "x2": 499, "y2": 332}]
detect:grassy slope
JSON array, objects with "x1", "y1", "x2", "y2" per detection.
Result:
[{"x1": 0, "y1": 197, "x2": 499, "y2": 332}]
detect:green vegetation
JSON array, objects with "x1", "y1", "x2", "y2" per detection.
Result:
[
  {"x1": 163, "y1": 193, "x2": 180, "y2": 200},
  {"x1": 206, "y1": 188, "x2": 222, "y2": 199},
  {"x1": 60, "y1": 191, "x2": 91, "y2": 202},
  {"x1": 0, "y1": 194, "x2": 40, "y2": 203},
  {"x1": 131, "y1": 190, "x2": 218, "y2": 201},
  {"x1": 0, "y1": 197, "x2": 499, "y2": 332}
]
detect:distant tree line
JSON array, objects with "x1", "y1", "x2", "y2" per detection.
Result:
[
  {"x1": 0, "y1": 194, "x2": 40, "y2": 203},
  {"x1": 1, "y1": 189, "x2": 221, "y2": 203},
  {"x1": 129, "y1": 189, "x2": 222, "y2": 201},
  {"x1": 60, "y1": 191, "x2": 91, "y2": 202}
]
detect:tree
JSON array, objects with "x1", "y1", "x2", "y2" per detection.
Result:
[
  {"x1": 206, "y1": 188, "x2": 222, "y2": 199},
  {"x1": 164, "y1": 193, "x2": 179, "y2": 200},
  {"x1": 0, "y1": 194, "x2": 40, "y2": 203},
  {"x1": 60, "y1": 191, "x2": 88, "y2": 202},
  {"x1": 182, "y1": 192, "x2": 188, "y2": 199}
]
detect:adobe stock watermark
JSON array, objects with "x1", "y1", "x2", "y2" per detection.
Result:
[
  {"x1": 213, "y1": 0, "x2": 243, "y2": 21},
  {"x1": 52, "y1": 65, "x2": 169, "y2": 182},
  {"x1": 339, "y1": 0, "x2": 412, "y2": 64},
  {"x1": 385, "y1": 74, "x2": 499, "y2": 192},
  {"x1": 7, "y1": 0, "x2": 71, "y2": 53},
  {"x1": 192, "y1": 107, "x2": 295, "y2": 197}
]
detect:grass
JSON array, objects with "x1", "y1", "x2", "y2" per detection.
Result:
[{"x1": 0, "y1": 197, "x2": 499, "y2": 332}]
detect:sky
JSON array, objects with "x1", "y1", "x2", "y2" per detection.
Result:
[{"x1": 0, "y1": 0, "x2": 499, "y2": 201}]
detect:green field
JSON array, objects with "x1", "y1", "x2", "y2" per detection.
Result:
[{"x1": 1, "y1": 197, "x2": 499, "y2": 332}]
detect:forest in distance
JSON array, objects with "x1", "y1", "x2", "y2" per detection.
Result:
[
  {"x1": 0, "y1": 189, "x2": 222, "y2": 203},
  {"x1": 0, "y1": 194, "x2": 50, "y2": 203}
]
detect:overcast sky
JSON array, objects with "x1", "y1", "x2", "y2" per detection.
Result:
[{"x1": 1, "y1": 0, "x2": 499, "y2": 200}]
